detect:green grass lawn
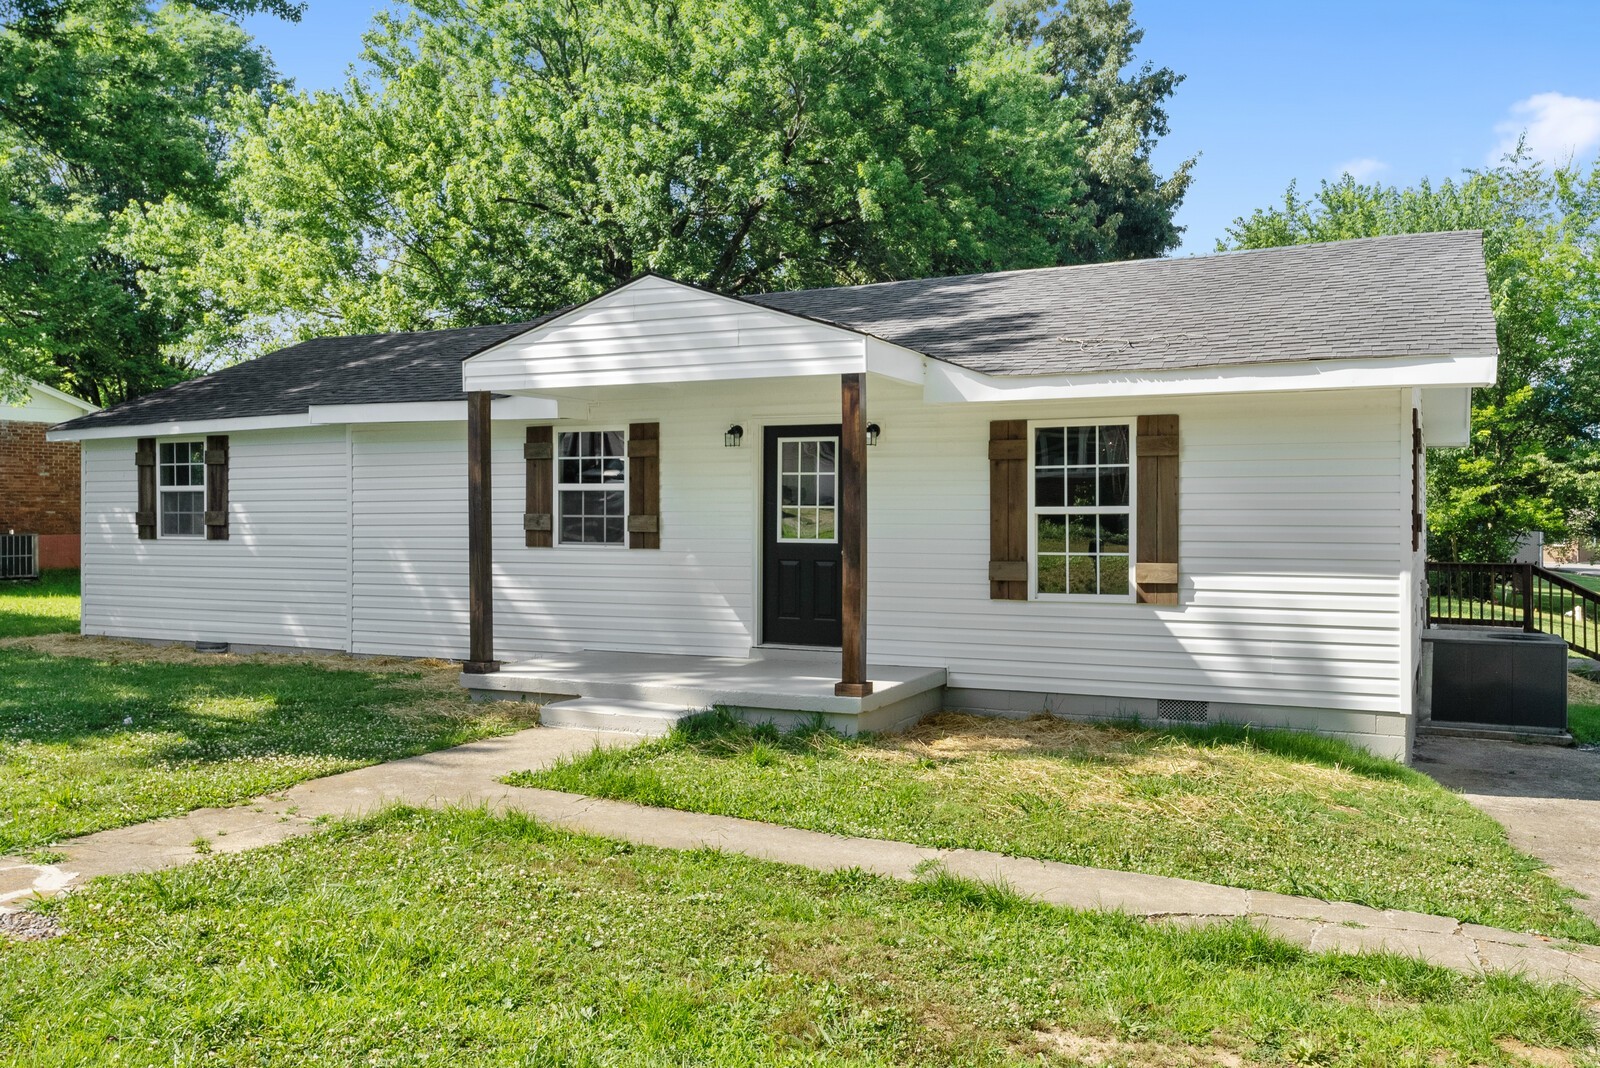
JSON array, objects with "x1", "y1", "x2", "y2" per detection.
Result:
[
  {"x1": 1567, "y1": 572, "x2": 1600, "y2": 595},
  {"x1": 0, "y1": 573, "x2": 537, "y2": 853},
  {"x1": 514, "y1": 711, "x2": 1600, "y2": 943},
  {"x1": 0, "y1": 570, "x2": 81, "y2": 638},
  {"x1": 2, "y1": 807, "x2": 1593, "y2": 1067},
  {"x1": 1571, "y1": 669, "x2": 1600, "y2": 746}
]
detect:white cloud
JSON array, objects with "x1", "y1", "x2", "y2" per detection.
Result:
[
  {"x1": 1491, "y1": 92, "x2": 1600, "y2": 165},
  {"x1": 1333, "y1": 157, "x2": 1389, "y2": 182}
]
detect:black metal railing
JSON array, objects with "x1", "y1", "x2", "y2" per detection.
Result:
[{"x1": 1426, "y1": 561, "x2": 1600, "y2": 659}]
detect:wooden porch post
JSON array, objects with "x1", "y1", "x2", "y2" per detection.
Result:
[
  {"x1": 465, "y1": 390, "x2": 500, "y2": 674},
  {"x1": 836, "y1": 373, "x2": 873, "y2": 697}
]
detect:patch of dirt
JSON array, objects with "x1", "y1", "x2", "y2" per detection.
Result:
[
  {"x1": 1028, "y1": 1027, "x2": 1250, "y2": 1067},
  {"x1": 1570, "y1": 670, "x2": 1600, "y2": 706},
  {"x1": 1, "y1": 633, "x2": 458, "y2": 675},
  {"x1": 0, "y1": 909, "x2": 65, "y2": 941},
  {"x1": 872, "y1": 713, "x2": 1366, "y2": 818},
  {"x1": 892, "y1": 712, "x2": 1142, "y2": 759},
  {"x1": 1496, "y1": 1037, "x2": 1578, "y2": 1068}
]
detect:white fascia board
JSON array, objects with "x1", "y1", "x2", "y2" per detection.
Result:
[
  {"x1": 923, "y1": 353, "x2": 1498, "y2": 404},
  {"x1": 466, "y1": 356, "x2": 871, "y2": 392},
  {"x1": 308, "y1": 395, "x2": 585, "y2": 425},
  {"x1": 1420, "y1": 387, "x2": 1473, "y2": 447},
  {"x1": 864, "y1": 337, "x2": 926, "y2": 385},
  {"x1": 49, "y1": 395, "x2": 591, "y2": 442},
  {"x1": 48, "y1": 412, "x2": 312, "y2": 442}
]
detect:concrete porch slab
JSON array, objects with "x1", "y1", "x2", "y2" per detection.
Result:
[{"x1": 461, "y1": 649, "x2": 947, "y2": 734}]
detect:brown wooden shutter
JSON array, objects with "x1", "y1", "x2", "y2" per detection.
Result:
[
  {"x1": 135, "y1": 437, "x2": 157, "y2": 540},
  {"x1": 204, "y1": 435, "x2": 230, "y2": 540},
  {"x1": 1411, "y1": 408, "x2": 1423, "y2": 552},
  {"x1": 628, "y1": 422, "x2": 661, "y2": 549},
  {"x1": 988, "y1": 419, "x2": 1027, "y2": 600},
  {"x1": 1135, "y1": 414, "x2": 1180, "y2": 605},
  {"x1": 524, "y1": 426, "x2": 553, "y2": 548}
]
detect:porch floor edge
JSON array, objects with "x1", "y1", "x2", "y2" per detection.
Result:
[{"x1": 459, "y1": 649, "x2": 946, "y2": 720}]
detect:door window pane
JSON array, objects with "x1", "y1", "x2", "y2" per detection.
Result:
[{"x1": 776, "y1": 436, "x2": 839, "y2": 543}]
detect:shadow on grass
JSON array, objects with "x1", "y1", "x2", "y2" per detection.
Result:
[{"x1": 0, "y1": 644, "x2": 441, "y2": 765}]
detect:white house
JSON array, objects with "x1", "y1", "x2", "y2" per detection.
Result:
[{"x1": 48, "y1": 232, "x2": 1498, "y2": 760}]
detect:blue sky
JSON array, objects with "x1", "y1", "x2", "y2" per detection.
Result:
[{"x1": 241, "y1": 0, "x2": 1600, "y2": 255}]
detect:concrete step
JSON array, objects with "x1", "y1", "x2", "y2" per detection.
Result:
[
  {"x1": 1419, "y1": 720, "x2": 1575, "y2": 746},
  {"x1": 539, "y1": 697, "x2": 701, "y2": 737},
  {"x1": 481, "y1": 663, "x2": 947, "y2": 715}
]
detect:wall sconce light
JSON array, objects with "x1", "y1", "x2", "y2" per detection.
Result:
[
  {"x1": 724, "y1": 424, "x2": 744, "y2": 448},
  {"x1": 866, "y1": 422, "x2": 881, "y2": 447}
]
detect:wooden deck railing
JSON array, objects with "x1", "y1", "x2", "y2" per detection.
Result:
[{"x1": 1425, "y1": 561, "x2": 1600, "y2": 659}]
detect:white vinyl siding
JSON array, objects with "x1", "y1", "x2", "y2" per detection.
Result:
[
  {"x1": 80, "y1": 426, "x2": 351, "y2": 648},
  {"x1": 863, "y1": 387, "x2": 1408, "y2": 713},
  {"x1": 79, "y1": 380, "x2": 1411, "y2": 719}
]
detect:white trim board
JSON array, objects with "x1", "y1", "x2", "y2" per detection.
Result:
[
  {"x1": 48, "y1": 395, "x2": 586, "y2": 441},
  {"x1": 923, "y1": 353, "x2": 1497, "y2": 404}
]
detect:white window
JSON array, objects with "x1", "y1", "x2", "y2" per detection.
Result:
[
  {"x1": 1031, "y1": 423, "x2": 1133, "y2": 598},
  {"x1": 777, "y1": 436, "x2": 837, "y2": 542},
  {"x1": 557, "y1": 430, "x2": 627, "y2": 545},
  {"x1": 158, "y1": 440, "x2": 206, "y2": 538}
]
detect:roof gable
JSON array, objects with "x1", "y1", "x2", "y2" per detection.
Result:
[
  {"x1": 462, "y1": 275, "x2": 877, "y2": 390},
  {"x1": 1, "y1": 379, "x2": 98, "y2": 424}
]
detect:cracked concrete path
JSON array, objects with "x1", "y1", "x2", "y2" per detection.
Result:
[{"x1": 5, "y1": 725, "x2": 1600, "y2": 990}]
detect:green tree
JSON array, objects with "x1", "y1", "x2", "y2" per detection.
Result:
[
  {"x1": 127, "y1": 0, "x2": 1185, "y2": 366},
  {"x1": 1221, "y1": 153, "x2": 1600, "y2": 560},
  {"x1": 1001, "y1": 0, "x2": 1195, "y2": 259},
  {"x1": 0, "y1": 0, "x2": 298, "y2": 404}
]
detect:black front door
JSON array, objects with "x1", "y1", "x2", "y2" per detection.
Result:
[{"x1": 763, "y1": 424, "x2": 843, "y2": 647}]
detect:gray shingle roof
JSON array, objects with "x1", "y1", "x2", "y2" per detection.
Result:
[
  {"x1": 57, "y1": 231, "x2": 1495, "y2": 432},
  {"x1": 746, "y1": 231, "x2": 1499, "y2": 375},
  {"x1": 56, "y1": 318, "x2": 554, "y2": 431}
]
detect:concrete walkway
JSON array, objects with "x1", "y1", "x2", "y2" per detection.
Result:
[
  {"x1": 1417, "y1": 734, "x2": 1600, "y2": 923},
  {"x1": 5, "y1": 726, "x2": 1600, "y2": 990}
]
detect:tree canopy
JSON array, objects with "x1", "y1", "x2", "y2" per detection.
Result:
[
  {"x1": 121, "y1": 0, "x2": 1193, "y2": 372},
  {"x1": 1, "y1": 0, "x2": 1194, "y2": 401},
  {"x1": 1222, "y1": 153, "x2": 1600, "y2": 560},
  {"x1": 1002, "y1": 0, "x2": 1194, "y2": 260},
  {"x1": 0, "y1": 0, "x2": 299, "y2": 404}
]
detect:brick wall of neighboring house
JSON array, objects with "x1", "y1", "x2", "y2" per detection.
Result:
[{"x1": 0, "y1": 418, "x2": 83, "y2": 568}]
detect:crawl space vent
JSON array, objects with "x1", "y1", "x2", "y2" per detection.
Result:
[{"x1": 1156, "y1": 699, "x2": 1210, "y2": 725}]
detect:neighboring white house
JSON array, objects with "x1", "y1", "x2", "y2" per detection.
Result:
[{"x1": 48, "y1": 232, "x2": 1498, "y2": 760}]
